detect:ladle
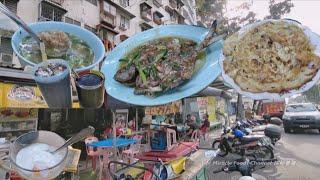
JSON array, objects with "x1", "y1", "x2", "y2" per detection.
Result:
[
  {"x1": 51, "y1": 126, "x2": 95, "y2": 154},
  {"x1": 0, "y1": 2, "x2": 48, "y2": 60}
]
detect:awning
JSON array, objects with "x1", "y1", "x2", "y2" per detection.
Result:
[
  {"x1": 0, "y1": 67, "x2": 35, "y2": 85},
  {"x1": 195, "y1": 87, "x2": 232, "y2": 100},
  {"x1": 96, "y1": 24, "x2": 119, "y2": 35},
  {"x1": 153, "y1": 11, "x2": 164, "y2": 18},
  {"x1": 210, "y1": 76, "x2": 232, "y2": 91},
  {"x1": 140, "y1": 2, "x2": 152, "y2": 9},
  {"x1": 139, "y1": 22, "x2": 153, "y2": 29},
  {"x1": 120, "y1": 34, "x2": 129, "y2": 41}
]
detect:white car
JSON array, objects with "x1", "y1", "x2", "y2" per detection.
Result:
[{"x1": 282, "y1": 103, "x2": 320, "y2": 133}]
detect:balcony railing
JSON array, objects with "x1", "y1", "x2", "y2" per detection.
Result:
[
  {"x1": 100, "y1": 13, "x2": 116, "y2": 28},
  {"x1": 140, "y1": 2, "x2": 152, "y2": 22}
]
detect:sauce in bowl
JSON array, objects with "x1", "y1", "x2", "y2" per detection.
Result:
[{"x1": 77, "y1": 73, "x2": 103, "y2": 87}]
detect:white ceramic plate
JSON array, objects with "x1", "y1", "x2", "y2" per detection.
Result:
[
  {"x1": 219, "y1": 19, "x2": 320, "y2": 100},
  {"x1": 102, "y1": 25, "x2": 223, "y2": 106}
]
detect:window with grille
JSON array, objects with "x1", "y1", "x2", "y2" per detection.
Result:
[
  {"x1": 0, "y1": 0, "x2": 18, "y2": 14},
  {"x1": 39, "y1": 1, "x2": 66, "y2": 21},
  {"x1": 103, "y1": 2, "x2": 116, "y2": 16},
  {"x1": 85, "y1": 24, "x2": 97, "y2": 34},
  {"x1": 120, "y1": 16, "x2": 130, "y2": 30},
  {"x1": 65, "y1": 17, "x2": 81, "y2": 26},
  {"x1": 85, "y1": 0, "x2": 97, "y2": 6},
  {"x1": 120, "y1": 0, "x2": 129, "y2": 7}
]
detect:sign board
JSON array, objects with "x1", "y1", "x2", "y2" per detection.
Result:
[
  {"x1": 0, "y1": 108, "x2": 38, "y2": 120},
  {"x1": 207, "y1": 96, "x2": 216, "y2": 122},
  {"x1": 145, "y1": 100, "x2": 182, "y2": 115},
  {"x1": 0, "y1": 82, "x2": 80, "y2": 108},
  {"x1": 0, "y1": 83, "x2": 47, "y2": 108},
  {"x1": 197, "y1": 97, "x2": 208, "y2": 121}
]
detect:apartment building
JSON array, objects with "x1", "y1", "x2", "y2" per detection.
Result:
[{"x1": 0, "y1": 0, "x2": 196, "y2": 68}]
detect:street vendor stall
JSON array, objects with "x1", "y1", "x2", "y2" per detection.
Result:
[{"x1": 1, "y1": 1, "x2": 320, "y2": 178}]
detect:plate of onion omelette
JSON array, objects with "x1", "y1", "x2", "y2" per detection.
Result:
[{"x1": 220, "y1": 19, "x2": 320, "y2": 99}]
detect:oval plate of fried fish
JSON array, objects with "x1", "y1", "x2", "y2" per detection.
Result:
[
  {"x1": 220, "y1": 19, "x2": 320, "y2": 100},
  {"x1": 102, "y1": 25, "x2": 223, "y2": 106}
]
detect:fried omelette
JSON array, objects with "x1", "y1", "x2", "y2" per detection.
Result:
[{"x1": 223, "y1": 20, "x2": 320, "y2": 93}]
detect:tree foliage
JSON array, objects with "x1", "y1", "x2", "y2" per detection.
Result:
[
  {"x1": 265, "y1": 0, "x2": 294, "y2": 19},
  {"x1": 304, "y1": 84, "x2": 320, "y2": 104},
  {"x1": 196, "y1": 0, "x2": 294, "y2": 33}
]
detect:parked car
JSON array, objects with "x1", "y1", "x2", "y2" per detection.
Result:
[{"x1": 282, "y1": 103, "x2": 320, "y2": 133}]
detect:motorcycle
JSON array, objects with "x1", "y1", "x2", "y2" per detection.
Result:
[
  {"x1": 236, "y1": 120, "x2": 282, "y2": 145},
  {"x1": 212, "y1": 126, "x2": 274, "y2": 160}
]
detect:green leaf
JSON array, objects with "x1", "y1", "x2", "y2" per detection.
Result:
[
  {"x1": 157, "y1": 45, "x2": 167, "y2": 50},
  {"x1": 150, "y1": 65, "x2": 158, "y2": 79},
  {"x1": 127, "y1": 51, "x2": 141, "y2": 68},
  {"x1": 137, "y1": 65, "x2": 147, "y2": 86},
  {"x1": 143, "y1": 67, "x2": 150, "y2": 76},
  {"x1": 119, "y1": 58, "x2": 128, "y2": 62},
  {"x1": 154, "y1": 49, "x2": 167, "y2": 63}
]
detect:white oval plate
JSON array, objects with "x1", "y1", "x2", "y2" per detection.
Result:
[
  {"x1": 219, "y1": 19, "x2": 320, "y2": 100},
  {"x1": 102, "y1": 25, "x2": 223, "y2": 106}
]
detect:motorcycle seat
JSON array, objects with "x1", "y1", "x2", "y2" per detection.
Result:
[{"x1": 241, "y1": 135, "x2": 263, "y2": 142}]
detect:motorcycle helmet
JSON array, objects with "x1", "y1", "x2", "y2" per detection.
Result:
[{"x1": 234, "y1": 129, "x2": 244, "y2": 138}]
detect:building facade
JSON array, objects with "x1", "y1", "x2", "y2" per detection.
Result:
[{"x1": 0, "y1": 0, "x2": 196, "y2": 68}]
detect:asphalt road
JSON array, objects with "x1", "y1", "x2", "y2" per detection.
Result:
[{"x1": 205, "y1": 129, "x2": 320, "y2": 180}]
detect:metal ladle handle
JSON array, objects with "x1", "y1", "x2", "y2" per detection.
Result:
[
  {"x1": 52, "y1": 126, "x2": 95, "y2": 154},
  {"x1": 0, "y1": 2, "x2": 42, "y2": 44}
]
